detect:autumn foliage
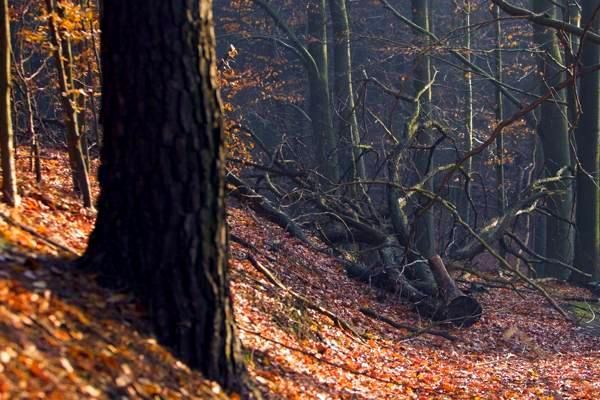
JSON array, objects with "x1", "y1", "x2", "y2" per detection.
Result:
[{"x1": 1, "y1": 0, "x2": 600, "y2": 399}]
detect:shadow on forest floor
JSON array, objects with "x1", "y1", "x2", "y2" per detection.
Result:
[
  {"x1": 0, "y1": 220, "x2": 226, "y2": 397},
  {"x1": 0, "y1": 148, "x2": 229, "y2": 399}
]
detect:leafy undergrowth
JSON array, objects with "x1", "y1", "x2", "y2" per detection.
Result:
[{"x1": 0, "y1": 148, "x2": 598, "y2": 399}]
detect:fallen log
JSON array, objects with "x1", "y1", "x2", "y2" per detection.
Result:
[
  {"x1": 378, "y1": 236, "x2": 480, "y2": 327},
  {"x1": 360, "y1": 307, "x2": 459, "y2": 341},
  {"x1": 344, "y1": 261, "x2": 444, "y2": 319},
  {"x1": 427, "y1": 255, "x2": 482, "y2": 327},
  {"x1": 344, "y1": 258, "x2": 481, "y2": 327}
]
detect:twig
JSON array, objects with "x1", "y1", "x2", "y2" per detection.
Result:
[
  {"x1": 0, "y1": 211, "x2": 79, "y2": 256},
  {"x1": 562, "y1": 297, "x2": 600, "y2": 303},
  {"x1": 505, "y1": 231, "x2": 591, "y2": 279},
  {"x1": 245, "y1": 253, "x2": 364, "y2": 341},
  {"x1": 230, "y1": 233, "x2": 259, "y2": 253}
]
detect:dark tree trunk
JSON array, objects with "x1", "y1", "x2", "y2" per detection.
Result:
[
  {"x1": 411, "y1": 0, "x2": 435, "y2": 261},
  {"x1": 82, "y1": 0, "x2": 245, "y2": 393},
  {"x1": 573, "y1": 0, "x2": 600, "y2": 283},
  {"x1": 329, "y1": 0, "x2": 366, "y2": 182},
  {"x1": 493, "y1": 4, "x2": 506, "y2": 216},
  {"x1": 532, "y1": 0, "x2": 573, "y2": 279},
  {"x1": 306, "y1": 0, "x2": 339, "y2": 182}
]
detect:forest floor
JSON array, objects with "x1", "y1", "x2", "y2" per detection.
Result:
[{"x1": 0, "y1": 148, "x2": 599, "y2": 399}]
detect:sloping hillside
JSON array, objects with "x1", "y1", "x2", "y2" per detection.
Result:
[
  {"x1": 0, "y1": 151, "x2": 598, "y2": 399},
  {"x1": 0, "y1": 151, "x2": 227, "y2": 399}
]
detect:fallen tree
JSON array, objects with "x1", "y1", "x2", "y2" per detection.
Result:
[{"x1": 226, "y1": 160, "x2": 580, "y2": 326}]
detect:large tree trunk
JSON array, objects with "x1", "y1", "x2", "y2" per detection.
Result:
[
  {"x1": 329, "y1": 0, "x2": 366, "y2": 182},
  {"x1": 573, "y1": 0, "x2": 600, "y2": 283},
  {"x1": 0, "y1": 0, "x2": 19, "y2": 207},
  {"x1": 532, "y1": 0, "x2": 573, "y2": 279},
  {"x1": 82, "y1": 0, "x2": 246, "y2": 393}
]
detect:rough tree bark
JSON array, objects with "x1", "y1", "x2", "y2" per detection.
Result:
[
  {"x1": 82, "y1": 0, "x2": 246, "y2": 393},
  {"x1": 0, "y1": 0, "x2": 19, "y2": 206},
  {"x1": 573, "y1": 0, "x2": 600, "y2": 283}
]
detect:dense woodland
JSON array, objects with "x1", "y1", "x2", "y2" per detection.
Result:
[{"x1": 0, "y1": 0, "x2": 599, "y2": 398}]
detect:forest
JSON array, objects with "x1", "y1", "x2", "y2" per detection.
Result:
[{"x1": 0, "y1": 0, "x2": 599, "y2": 398}]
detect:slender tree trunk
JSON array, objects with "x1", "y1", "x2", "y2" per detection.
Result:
[
  {"x1": 532, "y1": 135, "x2": 547, "y2": 271},
  {"x1": 573, "y1": 0, "x2": 600, "y2": 282},
  {"x1": 79, "y1": 0, "x2": 101, "y2": 156},
  {"x1": 532, "y1": 0, "x2": 573, "y2": 279},
  {"x1": 307, "y1": 0, "x2": 339, "y2": 182},
  {"x1": 463, "y1": 0, "x2": 474, "y2": 226},
  {"x1": 564, "y1": 2, "x2": 580, "y2": 128},
  {"x1": 329, "y1": 0, "x2": 366, "y2": 182},
  {"x1": 494, "y1": 4, "x2": 506, "y2": 217},
  {"x1": 412, "y1": 0, "x2": 435, "y2": 260},
  {"x1": 82, "y1": 0, "x2": 247, "y2": 393},
  {"x1": 25, "y1": 85, "x2": 42, "y2": 183},
  {"x1": 0, "y1": 0, "x2": 19, "y2": 206},
  {"x1": 493, "y1": 4, "x2": 508, "y2": 264},
  {"x1": 45, "y1": 0, "x2": 93, "y2": 208}
]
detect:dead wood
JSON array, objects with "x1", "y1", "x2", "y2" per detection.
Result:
[
  {"x1": 359, "y1": 307, "x2": 459, "y2": 341},
  {"x1": 227, "y1": 172, "x2": 310, "y2": 244}
]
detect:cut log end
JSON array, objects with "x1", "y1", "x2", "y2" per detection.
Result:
[{"x1": 446, "y1": 295, "x2": 482, "y2": 328}]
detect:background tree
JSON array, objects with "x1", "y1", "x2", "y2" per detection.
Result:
[
  {"x1": 0, "y1": 0, "x2": 19, "y2": 206},
  {"x1": 532, "y1": 0, "x2": 573, "y2": 279},
  {"x1": 45, "y1": 0, "x2": 93, "y2": 208},
  {"x1": 306, "y1": 0, "x2": 338, "y2": 181},
  {"x1": 329, "y1": 0, "x2": 365, "y2": 183},
  {"x1": 574, "y1": 0, "x2": 600, "y2": 282}
]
